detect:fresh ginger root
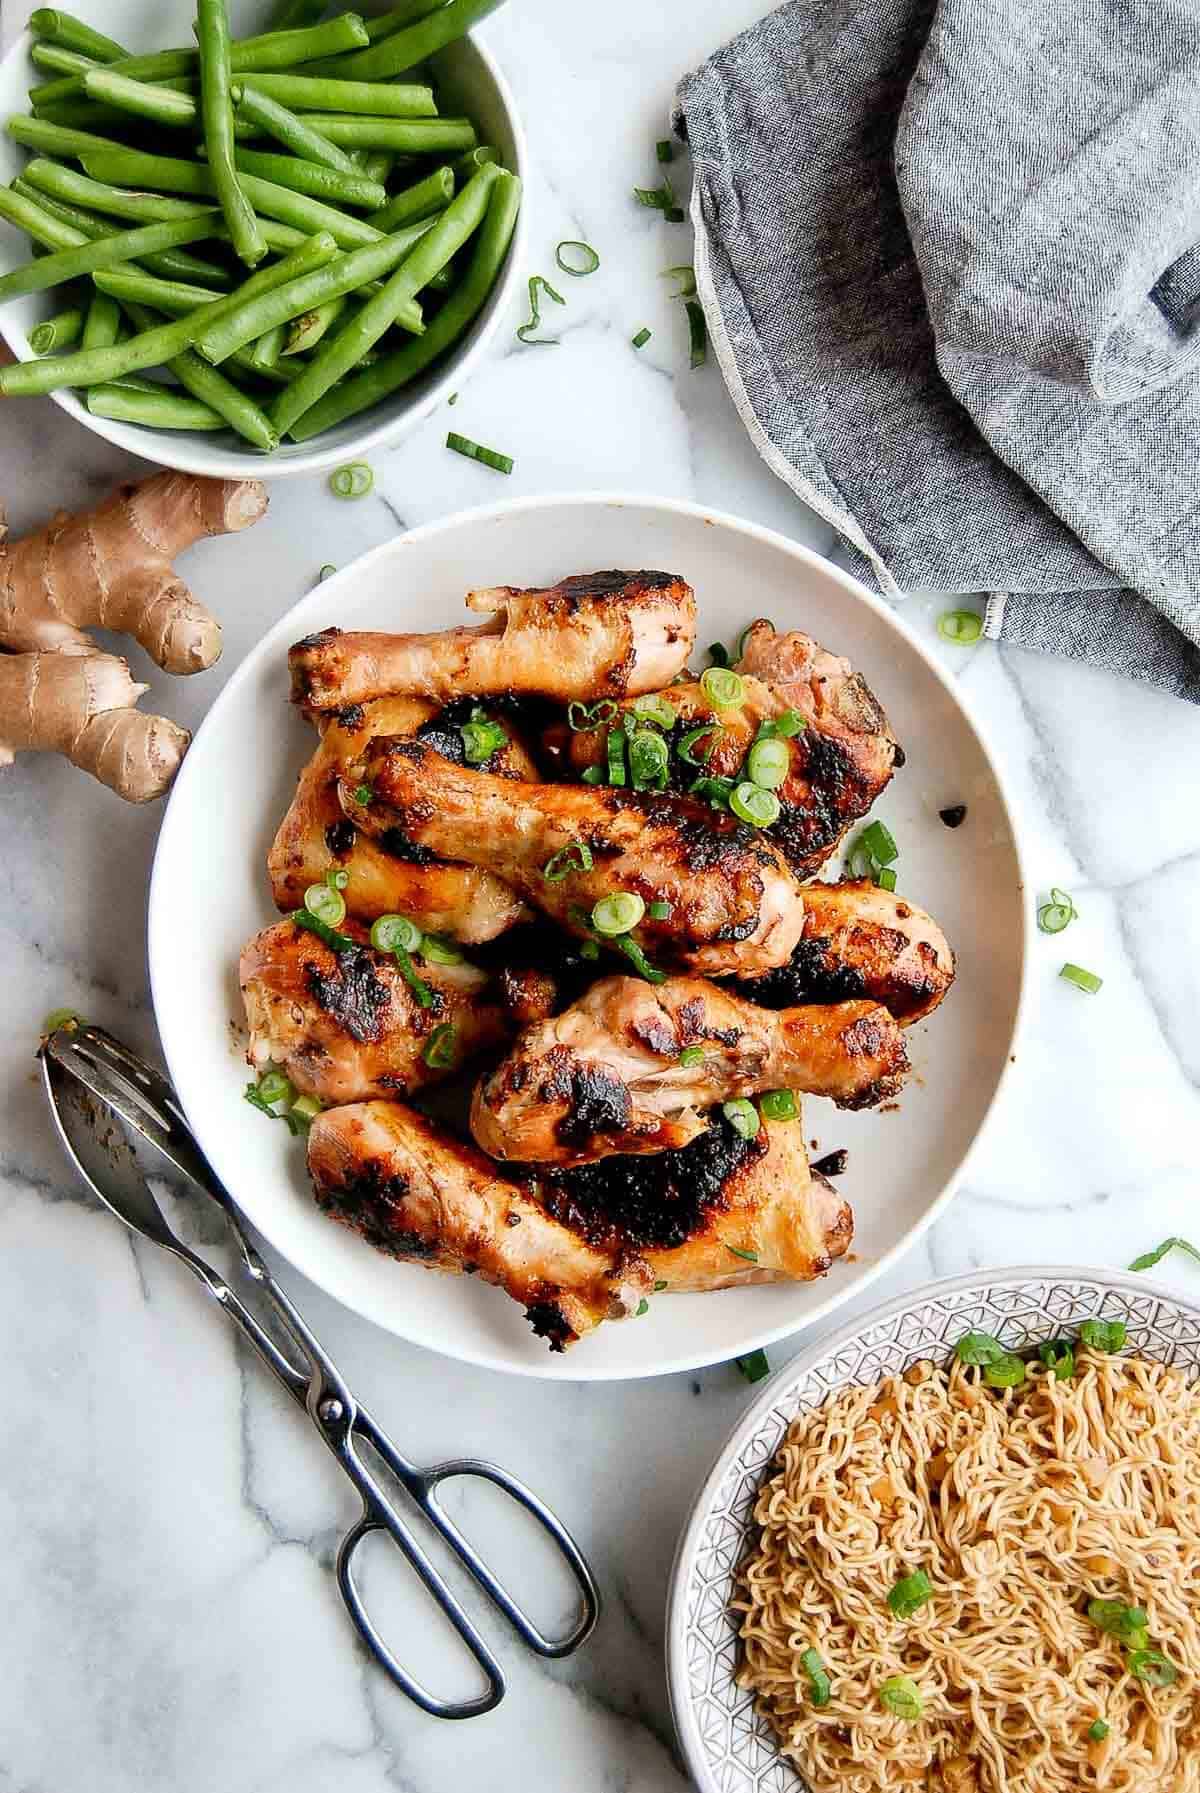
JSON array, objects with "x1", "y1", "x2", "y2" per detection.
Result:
[{"x1": 0, "y1": 469, "x2": 267, "y2": 801}]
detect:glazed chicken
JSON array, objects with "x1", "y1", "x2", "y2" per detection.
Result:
[
  {"x1": 741, "y1": 879, "x2": 955, "y2": 1024},
  {"x1": 558, "y1": 647, "x2": 899, "y2": 878},
  {"x1": 288, "y1": 570, "x2": 697, "y2": 711},
  {"x1": 342, "y1": 740, "x2": 804, "y2": 977},
  {"x1": 268, "y1": 694, "x2": 534, "y2": 942},
  {"x1": 307, "y1": 1099, "x2": 852, "y2": 1350},
  {"x1": 471, "y1": 974, "x2": 909, "y2": 1165},
  {"x1": 240, "y1": 918, "x2": 510, "y2": 1105}
]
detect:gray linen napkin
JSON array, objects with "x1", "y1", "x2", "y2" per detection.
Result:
[{"x1": 675, "y1": 0, "x2": 1200, "y2": 700}]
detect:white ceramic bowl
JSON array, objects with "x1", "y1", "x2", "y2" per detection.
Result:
[
  {"x1": 0, "y1": 2, "x2": 526, "y2": 478},
  {"x1": 148, "y1": 492, "x2": 1029, "y2": 1380},
  {"x1": 666, "y1": 1266, "x2": 1200, "y2": 1793}
]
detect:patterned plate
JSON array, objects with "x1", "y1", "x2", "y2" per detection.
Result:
[{"x1": 665, "y1": 1266, "x2": 1200, "y2": 1793}]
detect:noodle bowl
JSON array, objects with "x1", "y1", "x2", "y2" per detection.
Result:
[{"x1": 735, "y1": 1349, "x2": 1200, "y2": 1792}]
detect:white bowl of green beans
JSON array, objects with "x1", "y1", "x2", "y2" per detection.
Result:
[{"x1": 0, "y1": 0, "x2": 526, "y2": 475}]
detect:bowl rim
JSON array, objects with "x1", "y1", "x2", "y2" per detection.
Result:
[
  {"x1": 664, "y1": 1261, "x2": 1199, "y2": 1791},
  {"x1": 0, "y1": 23, "x2": 528, "y2": 479},
  {"x1": 148, "y1": 488, "x2": 1031, "y2": 1380}
]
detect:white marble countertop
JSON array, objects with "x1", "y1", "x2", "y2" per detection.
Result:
[{"x1": 4, "y1": 2, "x2": 1200, "y2": 1787}]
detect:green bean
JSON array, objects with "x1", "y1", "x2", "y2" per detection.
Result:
[
  {"x1": 272, "y1": 163, "x2": 499, "y2": 437},
  {"x1": 0, "y1": 213, "x2": 222, "y2": 302},
  {"x1": 0, "y1": 182, "x2": 88, "y2": 252},
  {"x1": 232, "y1": 14, "x2": 371, "y2": 70},
  {"x1": 453, "y1": 145, "x2": 498, "y2": 187},
  {"x1": 29, "y1": 303, "x2": 83, "y2": 353},
  {"x1": 6, "y1": 113, "x2": 125, "y2": 159},
  {"x1": 302, "y1": 0, "x2": 503, "y2": 82},
  {"x1": 29, "y1": 9, "x2": 126, "y2": 62},
  {"x1": 196, "y1": 219, "x2": 430, "y2": 363},
  {"x1": 281, "y1": 295, "x2": 346, "y2": 353},
  {"x1": 10, "y1": 175, "x2": 234, "y2": 286},
  {"x1": 363, "y1": 0, "x2": 448, "y2": 41},
  {"x1": 295, "y1": 116, "x2": 477, "y2": 154},
  {"x1": 366, "y1": 166, "x2": 454, "y2": 232},
  {"x1": 0, "y1": 232, "x2": 336, "y2": 395},
  {"x1": 22, "y1": 157, "x2": 213, "y2": 224},
  {"x1": 81, "y1": 149, "x2": 386, "y2": 251},
  {"x1": 238, "y1": 74, "x2": 437, "y2": 117},
  {"x1": 118, "y1": 294, "x2": 280, "y2": 450},
  {"x1": 230, "y1": 148, "x2": 385, "y2": 210},
  {"x1": 87, "y1": 382, "x2": 226, "y2": 429},
  {"x1": 290, "y1": 168, "x2": 521, "y2": 442},
  {"x1": 248, "y1": 323, "x2": 285, "y2": 370},
  {"x1": 233, "y1": 84, "x2": 361, "y2": 175},
  {"x1": 81, "y1": 286, "x2": 121, "y2": 347},
  {"x1": 198, "y1": 0, "x2": 267, "y2": 268},
  {"x1": 29, "y1": 42, "x2": 97, "y2": 77},
  {"x1": 94, "y1": 269, "x2": 295, "y2": 385},
  {"x1": 81, "y1": 68, "x2": 197, "y2": 128}
]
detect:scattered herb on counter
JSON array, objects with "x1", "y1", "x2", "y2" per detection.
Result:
[
  {"x1": 446, "y1": 432, "x2": 513, "y2": 474},
  {"x1": 656, "y1": 139, "x2": 674, "y2": 164},
  {"x1": 635, "y1": 1298, "x2": 649, "y2": 1316},
  {"x1": 633, "y1": 177, "x2": 676, "y2": 212},
  {"x1": 317, "y1": 563, "x2": 337, "y2": 582},
  {"x1": 1060, "y1": 961, "x2": 1102, "y2": 995},
  {"x1": 1129, "y1": 1236, "x2": 1200, "y2": 1273},
  {"x1": 937, "y1": 608, "x2": 983, "y2": 645},
  {"x1": 661, "y1": 263, "x2": 696, "y2": 298},
  {"x1": 1037, "y1": 887, "x2": 1078, "y2": 933},
  {"x1": 631, "y1": 326, "x2": 652, "y2": 348},
  {"x1": 516, "y1": 272, "x2": 565, "y2": 345},
  {"x1": 736, "y1": 1349, "x2": 770, "y2": 1384},
  {"x1": 555, "y1": 239, "x2": 600, "y2": 276},
  {"x1": 685, "y1": 297, "x2": 706, "y2": 366},
  {"x1": 329, "y1": 461, "x2": 373, "y2": 499}
]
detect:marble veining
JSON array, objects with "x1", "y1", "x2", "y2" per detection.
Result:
[{"x1": 3, "y1": 1, "x2": 1200, "y2": 1787}]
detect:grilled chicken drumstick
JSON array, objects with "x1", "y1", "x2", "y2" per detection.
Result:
[
  {"x1": 342, "y1": 739, "x2": 804, "y2": 976},
  {"x1": 240, "y1": 918, "x2": 510, "y2": 1106},
  {"x1": 269, "y1": 694, "x2": 534, "y2": 942},
  {"x1": 471, "y1": 974, "x2": 909, "y2": 1165},
  {"x1": 307, "y1": 1100, "x2": 852, "y2": 1350},
  {"x1": 741, "y1": 879, "x2": 955, "y2": 1024},
  {"x1": 289, "y1": 570, "x2": 697, "y2": 710}
]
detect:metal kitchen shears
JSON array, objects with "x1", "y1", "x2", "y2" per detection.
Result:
[{"x1": 40, "y1": 1022, "x2": 599, "y2": 1719}]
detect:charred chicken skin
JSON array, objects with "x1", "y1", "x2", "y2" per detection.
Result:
[
  {"x1": 268, "y1": 694, "x2": 535, "y2": 942},
  {"x1": 307, "y1": 1100, "x2": 852, "y2": 1349},
  {"x1": 341, "y1": 739, "x2": 804, "y2": 977},
  {"x1": 240, "y1": 918, "x2": 510, "y2": 1106},
  {"x1": 471, "y1": 974, "x2": 909, "y2": 1165},
  {"x1": 741, "y1": 879, "x2": 955, "y2": 1024},
  {"x1": 288, "y1": 570, "x2": 697, "y2": 711}
]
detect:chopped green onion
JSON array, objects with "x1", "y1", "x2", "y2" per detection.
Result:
[
  {"x1": 543, "y1": 841, "x2": 594, "y2": 883},
  {"x1": 772, "y1": 708, "x2": 807, "y2": 737},
  {"x1": 983, "y1": 1353, "x2": 1027, "y2": 1390},
  {"x1": 1060, "y1": 962, "x2": 1102, "y2": 994},
  {"x1": 725, "y1": 1243, "x2": 759, "y2": 1262},
  {"x1": 631, "y1": 326, "x2": 652, "y2": 348},
  {"x1": 592, "y1": 891, "x2": 645, "y2": 935},
  {"x1": 937, "y1": 607, "x2": 983, "y2": 645},
  {"x1": 858, "y1": 820, "x2": 899, "y2": 866},
  {"x1": 635, "y1": 1298, "x2": 649, "y2": 1317},
  {"x1": 371, "y1": 913, "x2": 422, "y2": 953},
  {"x1": 43, "y1": 1006, "x2": 81, "y2": 1034},
  {"x1": 747, "y1": 736, "x2": 789, "y2": 789},
  {"x1": 1038, "y1": 1338, "x2": 1075, "y2": 1379},
  {"x1": 461, "y1": 707, "x2": 508, "y2": 764},
  {"x1": 516, "y1": 272, "x2": 565, "y2": 345},
  {"x1": 421, "y1": 934, "x2": 464, "y2": 966},
  {"x1": 579, "y1": 939, "x2": 600, "y2": 960},
  {"x1": 877, "y1": 868, "x2": 898, "y2": 892},
  {"x1": 352, "y1": 783, "x2": 373, "y2": 806},
  {"x1": 879, "y1": 1676, "x2": 923, "y2": 1720},
  {"x1": 245, "y1": 1081, "x2": 276, "y2": 1117},
  {"x1": 304, "y1": 880, "x2": 347, "y2": 926},
  {"x1": 326, "y1": 868, "x2": 349, "y2": 892},
  {"x1": 665, "y1": 206, "x2": 686, "y2": 223},
  {"x1": 628, "y1": 729, "x2": 670, "y2": 790},
  {"x1": 613, "y1": 934, "x2": 667, "y2": 983},
  {"x1": 647, "y1": 899, "x2": 672, "y2": 920},
  {"x1": 292, "y1": 908, "x2": 357, "y2": 955},
  {"x1": 679, "y1": 1045, "x2": 705, "y2": 1067},
  {"x1": 1037, "y1": 887, "x2": 1078, "y2": 933},
  {"x1": 954, "y1": 1330, "x2": 1006, "y2": 1367},
  {"x1": 759, "y1": 1089, "x2": 798, "y2": 1122},
  {"x1": 581, "y1": 765, "x2": 606, "y2": 784},
  {"x1": 1129, "y1": 1235, "x2": 1200, "y2": 1273},
  {"x1": 392, "y1": 943, "x2": 435, "y2": 1009},
  {"x1": 679, "y1": 723, "x2": 721, "y2": 765},
  {"x1": 448, "y1": 392, "x2": 458, "y2": 405},
  {"x1": 256, "y1": 1069, "x2": 293, "y2": 1105},
  {"x1": 661, "y1": 263, "x2": 695, "y2": 298},
  {"x1": 731, "y1": 782, "x2": 781, "y2": 828},
  {"x1": 1080, "y1": 1317, "x2": 1126, "y2": 1352},
  {"x1": 446, "y1": 432, "x2": 513, "y2": 475},
  {"x1": 654, "y1": 1279, "x2": 669, "y2": 1291},
  {"x1": 1088, "y1": 1720, "x2": 1110, "y2": 1743},
  {"x1": 887, "y1": 1570, "x2": 934, "y2": 1619},
  {"x1": 567, "y1": 698, "x2": 618, "y2": 732},
  {"x1": 290, "y1": 1094, "x2": 322, "y2": 1125},
  {"x1": 631, "y1": 693, "x2": 677, "y2": 729},
  {"x1": 1088, "y1": 1600, "x2": 1149, "y2": 1646},
  {"x1": 707, "y1": 641, "x2": 730, "y2": 667},
  {"x1": 656, "y1": 139, "x2": 674, "y2": 164},
  {"x1": 685, "y1": 298, "x2": 706, "y2": 367},
  {"x1": 423, "y1": 1023, "x2": 457, "y2": 1069},
  {"x1": 700, "y1": 666, "x2": 745, "y2": 708},
  {"x1": 723, "y1": 1099, "x2": 760, "y2": 1141},
  {"x1": 736, "y1": 1349, "x2": 770, "y2": 1384},
  {"x1": 329, "y1": 461, "x2": 373, "y2": 499},
  {"x1": 318, "y1": 563, "x2": 336, "y2": 582},
  {"x1": 606, "y1": 723, "x2": 627, "y2": 787},
  {"x1": 737, "y1": 621, "x2": 768, "y2": 659},
  {"x1": 555, "y1": 239, "x2": 600, "y2": 276},
  {"x1": 800, "y1": 1648, "x2": 831, "y2": 1708},
  {"x1": 633, "y1": 178, "x2": 675, "y2": 211},
  {"x1": 689, "y1": 774, "x2": 735, "y2": 809},
  {"x1": 1128, "y1": 1649, "x2": 1177, "y2": 1687}
]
